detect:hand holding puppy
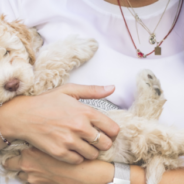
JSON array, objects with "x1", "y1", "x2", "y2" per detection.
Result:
[{"x1": 0, "y1": 84, "x2": 119, "y2": 164}]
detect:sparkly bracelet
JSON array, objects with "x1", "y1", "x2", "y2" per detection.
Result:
[{"x1": 0, "y1": 132, "x2": 11, "y2": 146}]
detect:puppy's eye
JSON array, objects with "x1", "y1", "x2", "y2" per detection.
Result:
[{"x1": 4, "y1": 50, "x2": 10, "y2": 56}]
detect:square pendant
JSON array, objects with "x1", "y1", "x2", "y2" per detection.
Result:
[{"x1": 155, "y1": 46, "x2": 161, "y2": 55}]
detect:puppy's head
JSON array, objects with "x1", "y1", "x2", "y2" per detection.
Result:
[{"x1": 0, "y1": 15, "x2": 42, "y2": 104}]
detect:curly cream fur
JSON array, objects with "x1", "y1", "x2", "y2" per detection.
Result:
[
  {"x1": 0, "y1": 16, "x2": 183, "y2": 184},
  {"x1": 98, "y1": 71, "x2": 184, "y2": 184}
]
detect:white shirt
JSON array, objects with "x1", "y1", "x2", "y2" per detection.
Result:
[{"x1": 0, "y1": 0, "x2": 183, "y2": 183}]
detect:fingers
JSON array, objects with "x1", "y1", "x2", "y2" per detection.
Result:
[
  {"x1": 81, "y1": 126, "x2": 113, "y2": 151},
  {"x1": 88, "y1": 109, "x2": 120, "y2": 139},
  {"x1": 90, "y1": 131, "x2": 113, "y2": 150},
  {"x1": 68, "y1": 137, "x2": 99, "y2": 160},
  {"x1": 18, "y1": 172, "x2": 52, "y2": 184},
  {"x1": 3, "y1": 155, "x2": 21, "y2": 171},
  {"x1": 55, "y1": 150, "x2": 84, "y2": 164},
  {"x1": 60, "y1": 84, "x2": 115, "y2": 100}
]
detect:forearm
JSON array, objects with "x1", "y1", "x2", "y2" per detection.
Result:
[
  {"x1": 0, "y1": 101, "x2": 16, "y2": 150},
  {"x1": 0, "y1": 106, "x2": 11, "y2": 150},
  {"x1": 56, "y1": 162, "x2": 184, "y2": 184},
  {"x1": 131, "y1": 165, "x2": 184, "y2": 184},
  {"x1": 0, "y1": 96, "x2": 32, "y2": 149},
  {"x1": 52, "y1": 160, "x2": 114, "y2": 184}
]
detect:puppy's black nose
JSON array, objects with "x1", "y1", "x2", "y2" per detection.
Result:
[
  {"x1": 155, "y1": 88, "x2": 161, "y2": 96},
  {"x1": 4, "y1": 79, "x2": 19, "y2": 92}
]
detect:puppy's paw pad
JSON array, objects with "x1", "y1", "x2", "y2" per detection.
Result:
[{"x1": 137, "y1": 69, "x2": 163, "y2": 97}]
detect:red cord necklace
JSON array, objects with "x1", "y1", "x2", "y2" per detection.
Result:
[{"x1": 117, "y1": 0, "x2": 184, "y2": 58}]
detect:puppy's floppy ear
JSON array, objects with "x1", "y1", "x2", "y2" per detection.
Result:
[
  {"x1": 7, "y1": 19, "x2": 36, "y2": 65},
  {"x1": 29, "y1": 28, "x2": 44, "y2": 53}
]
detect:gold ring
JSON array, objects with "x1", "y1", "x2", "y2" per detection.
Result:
[{"x1": 90, "y1": 130, "x2": 101, "y2": 145}]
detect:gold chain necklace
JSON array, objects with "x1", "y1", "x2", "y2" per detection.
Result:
[
  {"x1": 127, "y1": 0, "x2": 170, "y2": 45},
  {"x1": 117, "y1": 0, "x2": 183, "y2": 57}
]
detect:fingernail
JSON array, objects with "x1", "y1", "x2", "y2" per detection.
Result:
[{"x1": 104, "y1": 85, "x2": 115, "y2": 92}]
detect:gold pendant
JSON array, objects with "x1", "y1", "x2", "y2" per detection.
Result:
[
  {"x1": 155, "y1": 46, "x2": 161, "y2": 55},
  {"x1": 149, "y1": 34, "x2": 156, "y2": 45}
]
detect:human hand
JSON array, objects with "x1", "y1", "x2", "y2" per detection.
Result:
[
  {"x1": 0, "y1": 84, "x2": 119, "y2": 164},
  {"x1": 4, "y1": 147, "x2": 114, "y2": 184},
  {"x1": 5, "y1": 147, "x2": 184, "y2": 184}
]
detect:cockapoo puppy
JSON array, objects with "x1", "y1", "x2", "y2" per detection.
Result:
[{"x1": 0, "y1": 15, "x2": 183, "y2": 184}]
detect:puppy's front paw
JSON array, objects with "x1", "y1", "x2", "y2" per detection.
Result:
[
  {"x1": 82, "y1": 38, "x2": 99, "y2": 54},
  {"x1": 75, "y1": 37, "x2": 98, "y2": 61},
  {"x1": 66, "y1": 36, "x2": 98, "y2": 63},
  {"x1": 137, "y1": 69, "x2": 163, "y2": 98}
]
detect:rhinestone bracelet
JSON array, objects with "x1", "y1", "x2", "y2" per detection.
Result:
[{"x1": 0, "y1": 132, "x2": 11, "y2": 146}]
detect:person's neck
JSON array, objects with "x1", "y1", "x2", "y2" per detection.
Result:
[{"x1": 104, "y1": 0, "x2": 159, "y2": 7}]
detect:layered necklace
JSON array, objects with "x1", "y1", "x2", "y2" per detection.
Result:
[
  {"x1": 127, "y1": 0, "x2": 170, "y2": 45},
  {"x1": 117, "y1": 0, "x2": 184, "y2": 58}
]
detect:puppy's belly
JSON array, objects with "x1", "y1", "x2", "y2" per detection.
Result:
[{"x1": 98, "y1": 138, "x2": 135, "y2": 164}]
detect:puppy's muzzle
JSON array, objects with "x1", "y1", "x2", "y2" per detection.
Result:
[{"x1": 4, "y1": 78, "x2": 19, "y2": 92}]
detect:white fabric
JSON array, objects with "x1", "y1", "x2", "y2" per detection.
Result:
[
  {"x1": 0, "y1": 0, "x2": 183, "y2": 183},
  {"x1": 109, "y1": 178, "x2": 130, "y2": 184},
  {"x1": 113, "y1": 178, "x2": 130, "y2": 184}
]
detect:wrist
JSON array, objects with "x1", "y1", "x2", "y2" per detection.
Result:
[
  {"x1": 55, "y1": 160, "x2": 114, "y2": 184},
  {"x1": 0, "y1": 96, "x2": 33, "y2": 141},
  {"x1": 0, "y1": 104, "x2": 16, "y2": 141},
  {"x1": 0, "y1": 101, "x2": 16, "y2": 149}
]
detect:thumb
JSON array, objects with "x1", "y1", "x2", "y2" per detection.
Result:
[{"x1": 60, "y1": 84, "x2": 115, "y2": 99}]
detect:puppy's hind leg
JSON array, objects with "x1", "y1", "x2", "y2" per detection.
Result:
[
  {"x1": 146, "y1": 156, "x2": 165, "y2": 184},
  {"x1": 129, "y1": 70, "x2": 166, "y2": 120}
]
